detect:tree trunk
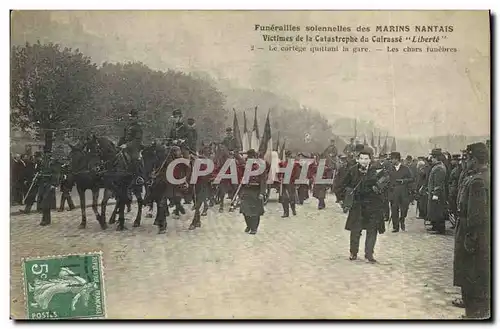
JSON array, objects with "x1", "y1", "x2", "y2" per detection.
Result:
[{"x1": 44, "y1": 129, "x2": 53, "y2": 153}]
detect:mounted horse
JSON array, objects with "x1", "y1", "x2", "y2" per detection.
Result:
[{"x1": 67, "y1": 136, "x2": 108, "y2": 230}]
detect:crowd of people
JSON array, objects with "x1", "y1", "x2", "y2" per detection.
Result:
[{"x1": 10, "y1": 109, "x2": 490, "y2": 319}]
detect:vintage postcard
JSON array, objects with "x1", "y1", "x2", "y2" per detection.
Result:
[{"x1": 10, "y1": 10, "x2": 490, "y2": 319}]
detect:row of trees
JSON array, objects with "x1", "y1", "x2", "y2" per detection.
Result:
[
  {"x1": 11, "y1": 41, "x2": 227, "y2": 150},
  {"x1": 11, "y1": 40, "x2": 341, "y2": 154}
]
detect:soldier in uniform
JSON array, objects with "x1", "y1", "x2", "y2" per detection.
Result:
[
  {"x1": 453, "y1": 142, "x2": 490, "y2": 319},
  {"x1": 427, "y1": 148, "x2": 448, "y2": 234},
  {"x1": 240, "y1": 149, "x2": 267, "y2": 235},
  {"x1": 118, "y1": 109, "x2": 144, "y2": 176},
  {"x1": 343, "y1": 138, "x2": 356, "y2": 155},
  {"x1": 448, "y1": 154, "x2": 463, "y2": 222},
  {"x1": 278, "y1": 150, "x2": 300, "y2": 217},
  {"x1": 333, "y1": 155, "x2": 349, "y2": 203},
  {"x1": 186, "y1": 118, "x2": 198, "y2": 153},
  {"x1": 222, "y1": 127, "x2": 238, "y2": 152},
  {"x1": 188, "y1": 146, "x2": 213, "y2": 230},
  {"x1": 388, "y1": 151, "x2": 414, "y2": 232},
  {"x1": 168, "y1": 109, "x2": 189, "y2": 142},
  {"x1": 38, "y1": 150, "x2": 61, "y2": 226},
  {"x1": 337, "y1": 146, "x2": 389, "y2": 263},
  {"x1": 323, "y1": 138, "x2": 339, "y2": 159},
  {"x1": 58, "y1": 162, "x2": 75, "y2": 211}
]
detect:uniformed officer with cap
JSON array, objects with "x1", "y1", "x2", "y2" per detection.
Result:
[
  {"x1": 427, "y1": 148, "x2": 447, "y2": 234},
  {"x1": 222, "y1": 127, "x2": 238, "y2": 152},
  {"x1": 240, "y1": 149, "x2": 267, "y2": 234},
  {"x1": 448, "y1": 154, "x2": 463, "y2": 220},
  {"x1": 278, "y1": 150, "x2": 300, "y2": 217},
  {"x1": 454, "y1": 142, "x2": 490, "y2": 319},
  {"x1": 118, "y1": 109, "x2": 143, "y2": 174}
]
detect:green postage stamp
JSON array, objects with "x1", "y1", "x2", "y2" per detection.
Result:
[{"x1": 22, "y1": 252, "x2": 106, "y2": 320}]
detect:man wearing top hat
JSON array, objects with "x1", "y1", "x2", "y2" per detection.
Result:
[
  {"x1": 222, "y1": 127, "x2": 238, "y2": 152},
  {"x1": 453, "y1": 142, "x2": 490, "y2": 319},
  {"x1": 388, "y1": 151, "x2": 414, "y2": 232},
  {"x1": 427, "y1": 148, "x2": 448, "y2": 234}
]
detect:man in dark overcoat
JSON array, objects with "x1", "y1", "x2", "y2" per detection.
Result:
[
  {"x1": 388, "y1": 151, "x2": 414, "y2": 232},
  {"x1": 427, "y1": 148, "x2": 448, "y2": 234},
  {"x1": 453, "y1": 142, "x2": 490, "y2": 319},
  {"x1": 240, "y1": 149, "x2": 267, "y2": 235},
  {"x1": 337, "y1": 146, "x2": 389, "y2": 263}
]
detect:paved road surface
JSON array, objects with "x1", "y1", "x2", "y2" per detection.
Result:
[{"x1": 10, "y1": 193, "x2": 463, "y2": 319}]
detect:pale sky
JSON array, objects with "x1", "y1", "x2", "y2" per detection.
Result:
[{"x1": 21, "y1": 11, "x2": 491, "y2": 138}]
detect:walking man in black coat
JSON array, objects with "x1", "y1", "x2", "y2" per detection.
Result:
[
  {"x1": 388, "y1": 151, "x2": 414, "y2": 232},
  {"x1": 337, "y1": 146, "x2": 390, "y2": 263}
]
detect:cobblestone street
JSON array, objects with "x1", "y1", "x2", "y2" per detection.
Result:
[{"x1": 10, "y1": 193, "x2": 463, "y2": 319}]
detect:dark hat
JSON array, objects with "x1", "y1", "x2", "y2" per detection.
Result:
[
  {"x1": 406, "y1": 155, "x2": 413, "y2": 160},
  {"x1": 246, "y1": 149, "x2": 257, "y2": 157},
  {"x1": 129, "y1": 109, "x2": 139, "y2": 117},
  {"x1": 358, "y1": 146, "x2": 373, "y2": 156},
  {"x1": 330, "y1": 138, "x2": 336, "y2": 143},
  {"x1": 187, "y1": 118, "x2": 195, "y2": 124},
  {"x1": 466, "y1": 142, "x2": 489, "y2": 161},
  {"x1": 34, "y1": 151, "x2": 42, "y2": 157},
  {"x1": 226, "y1": 127, "x2": 232, "y2": 132},
  {"x1": 390, "y1": 151, "x2": 401, "y2": 159},
  {"x1": 172, "y1": 109, "x2": 182, "y2": 116},
  {"x1": 452, "y1": 154, "x2": 461, "y2": 160},
  {"x1": 430, "y1": 148, "x2": 442, "y2": 157}
]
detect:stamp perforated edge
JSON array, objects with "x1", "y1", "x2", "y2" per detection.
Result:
[{"x1": 21, "y1": 251, "x2": 107, "y2": 320}]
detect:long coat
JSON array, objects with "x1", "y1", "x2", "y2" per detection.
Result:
[
  {"x1": 453, "y1": 167, "x2": 490, "y2": 298},
  {"x1": 339, "y1": 163, "x2": 389, "y2": 232},
  {"x1": 239, "y1": 166, "x2": 267, "y2": 217},
  {"x1": 426, "y1": 162, "x2": 447, "y2": 223}
]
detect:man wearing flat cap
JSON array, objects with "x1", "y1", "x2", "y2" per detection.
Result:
[
  {"x1": 427, "y1": 148, "x2": 448, "y2": 234},
  {"x1": 453, "y1": 142, "x2": 490, "y2": 319},
  {"x1": 388, "y1": 151, "x2": 413, "y2": 232},
  {"x1": 222, "y1": 127, "x2": 238, "y2": 152}
]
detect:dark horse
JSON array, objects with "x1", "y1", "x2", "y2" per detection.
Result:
[
  {"x1": 92, "y1": 136, "x2": 145, "y2": 230},
  {"x1": 68, "y1": 138, "x2": 108, "y2": 230}
]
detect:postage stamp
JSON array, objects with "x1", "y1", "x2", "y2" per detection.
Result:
[{"x1": 22, "y1": 252, "x2": 106, "y2": 320}]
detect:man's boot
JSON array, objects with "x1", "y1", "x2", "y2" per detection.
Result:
[{"x1": 291, "y1": 203, "x2": 297, "y2": 216}]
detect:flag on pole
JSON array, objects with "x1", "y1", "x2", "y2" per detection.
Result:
[
  {"x1": 279, "y1": 139, "x2": 286, "y2": 160},
  {"x1": 363, "y1": 134, "x2": 368, "y2": 145},
  {"x1": 380, "y1": 133, "x2": 389, "y2": 155},
  {"x1": 258, "y1": 110, "x2": 273, "y2": 163},
  {"x1": 250, "y1": 106, "x2": 259, "y2": 149},
  {"x1": 232, "y1": 109, "x2": 243, "y2": 151},
  {"x1": 275, "y1": 131, "x2": 280, "y2": 152},
  {"x1": 377, "y1": 131, "x2": 382, "y2": 155},
  {"x1": 242, "y1": 111, "x2": 249, "y2": 152},
  {"x1": 390, "y1": 136, "x2": 397, "y2": 152}
]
